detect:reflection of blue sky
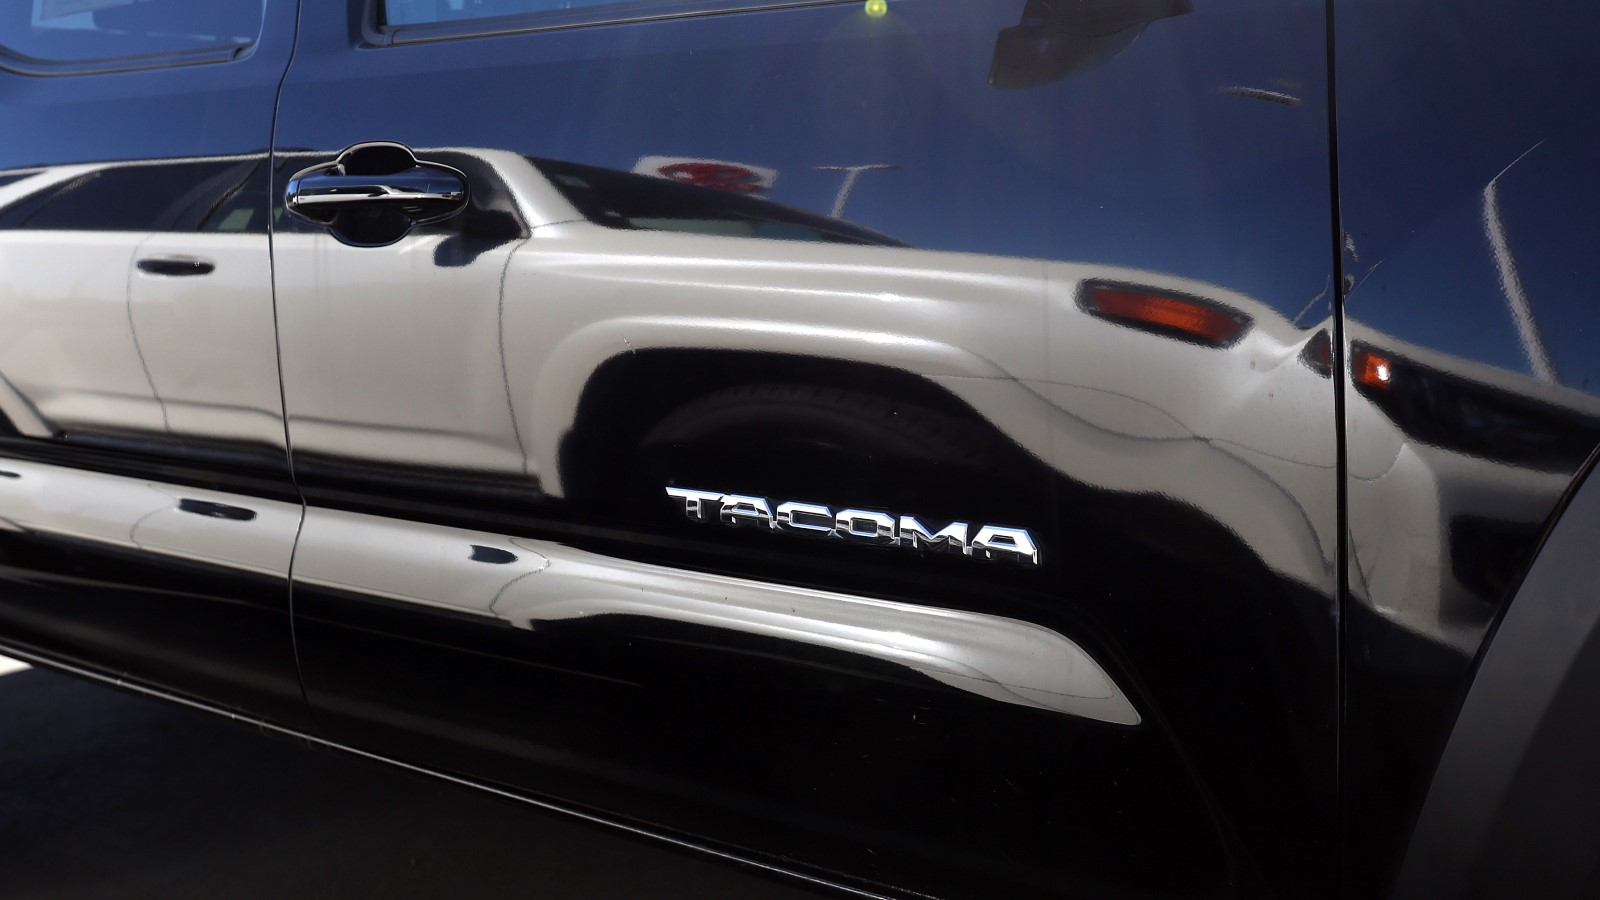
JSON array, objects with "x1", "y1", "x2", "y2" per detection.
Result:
[
  {"x1": 1343, "y1": 141, "x2": 1600, "y2": 390},
  {"x1": 1497, "y1": 147, "x2": 1600, "y2": 394},
  {"x1": 278, "y1": 0, "x2": 1336, "y2": 323},
  {"x1": 1335, "y1": 0, "x2": 1600, "y2": 393},
  {"x1": 1343, "y1": 192, "x2": 1520, "y2": 372}
]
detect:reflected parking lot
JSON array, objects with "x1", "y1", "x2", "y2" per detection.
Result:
[{"x1": 0, "y1": 659, "x2": 829, "y2": 900}]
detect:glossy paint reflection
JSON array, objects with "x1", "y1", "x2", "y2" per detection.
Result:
[
  {"x1": 279, "y1": 149, "x2": 1338, "y2": 588},
  {"x1": 276, "y1": 0, "x2": 1338, "y2": 896},
  {"x1": 1345, "y1": 324, "x2": 1600, "y2": 653},
  {"x1": 0, "y1": 0, "x2": 297, "y2": 489},
  {"x1": 0, "y1": 459, "x2": 306, "y2": 726},
  {"x1": 1335, "y1": 0, "x2": 1600, "y2": 892},
  {"x1": 296, "y1": 507, "x2": 1139, "y2": 724},
  {"x1": 292, "y1": 533, "x2": 1229, "y2": 900},
  {"x1": 0, "y1": 459, "x2": 295, "y2": 575},
  {"x1": 0, "y1": 0, "x2": 303, "y2": 733},
  {"x1": 0, "y1": 156, "x2": 284, "y2": 468}
]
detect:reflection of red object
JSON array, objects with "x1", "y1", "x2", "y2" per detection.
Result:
[
  {"x1": 657, "y1": 162, "x2": 762, "y2": 192},
  {"x1": 1353, "y1": 347, "x2": 1395, "y2": 389},
  {"x1": 1083, "y1": 284, "x2": 1248, "y2": 346}
]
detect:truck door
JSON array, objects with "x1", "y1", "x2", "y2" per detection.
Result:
[
  {"x1": 0, "y1": 0, "x2": 308, "y2": 728},
  {"x1": 272, "y1": 2, "x2": 1340, "y2": 895}
]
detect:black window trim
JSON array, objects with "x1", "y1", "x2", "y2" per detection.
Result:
[{"x1": 362, "y1": 0, "x2": 855, "y2": 47}]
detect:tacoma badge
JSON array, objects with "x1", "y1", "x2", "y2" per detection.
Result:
[{"x1": 665, "y1": 487, "x2": 1041, "y2": 566}]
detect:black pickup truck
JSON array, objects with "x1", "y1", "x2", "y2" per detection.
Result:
[{"x1": 3, "y1": 0, "x2": 1599, "y2": 897}]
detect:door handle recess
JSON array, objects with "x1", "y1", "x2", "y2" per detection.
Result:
[
  {"x1": 177, "y1": 498, "x2": 257, "y2": 521},
  {"x1": 136, "y1": 256, "x2": 214, "y2": 277},
  {"x1": 285, "y1": 142, "x2": 469, "y2": 247}
]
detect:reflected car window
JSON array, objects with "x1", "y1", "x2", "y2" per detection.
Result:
[
  {"x1": 198, "y1": 162, "x2": 270, "y2": 233},
  {"x1": 0, "y1": 160, "x2": 264, "y2": 233},
  {"x1": 529, "y1": 156, "x2": 908, "y2": 247},
  {"x1": 1, "y1": 0, "x2": 262, "y2": 66}
]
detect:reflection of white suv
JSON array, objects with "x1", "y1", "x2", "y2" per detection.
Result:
[
  {"x1": 1343, "y1": 323, "x2": 1600, "y2": 653},
  {"x1": 7, "y1": 145, "x2": 1585, "y2": 665},
  {"x1": 0, "y1": 146, "x2": 1345, "y2": 590},
  {"x1": 0, "y1": 146, "x2": 1350, "y2": 589},
  {"x1": 0, "y1": 156, "x2": 282, "y2": 451},
  {"x1": 6, "y1": 0, "x2": 1599, "y2": 895},
  {"x1": 266, "y1": 149, "x2": 1342, "y2": 589}
]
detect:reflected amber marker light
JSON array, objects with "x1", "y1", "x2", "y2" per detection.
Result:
[
  {"x1": 1082, "y1": 284, "x2": 1248, "y2": 346},
  {"x1": 1352, "y1": 348, "x2": 1395, "y2": 389}
]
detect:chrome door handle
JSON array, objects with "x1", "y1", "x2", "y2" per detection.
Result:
[
  {"x1": 284, "y1": 142, "x2": 469, "y2": 246},
  {"x1": 286, "y1": 169, "x2": 466, "y2": 221}
]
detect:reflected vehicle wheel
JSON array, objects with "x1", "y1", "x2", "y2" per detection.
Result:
[{"x1": 632, "y1": 383, "x2": 1023, "y2": 532}]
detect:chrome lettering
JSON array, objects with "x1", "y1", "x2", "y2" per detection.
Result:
[
  {"x1": 719, "y1": 493, "x2": 777, "y2": 529},
  {"x1": 971, "y1": 525, "x2": 1041, "y2": 566},
  {"x1": 665, "y1": 487, "x2": 724, "y2": 521},
  {"x1": 833, "y1": 509, "x2": 896, "y2": 544},
  {"x1": 666, "y1": 486, "x2": 1039, "y2": 566},
  {"x1": 896, "y1": 516, "x2": 970, "y2": 555},
  {"x1": 776, "y1": 501, "x2": 833, "y2": 535}
]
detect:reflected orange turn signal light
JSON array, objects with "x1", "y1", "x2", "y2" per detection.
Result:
[
  {"x1": 1081, "y1": 283, "x2": 1248, "y2": 347},
  {"x1": 1353, "y1": 347, "x2": 1395, "y2": 390}
]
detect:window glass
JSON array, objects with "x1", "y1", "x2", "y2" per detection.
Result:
[
  {"x1": 2, "y1": 0, "x2": 262, "y2": 65},
  {"x1": 384, "y1": 0, "x2": 685, "y2": 27},
  {"x1": 528, "y1": 157, "x2": 907, "y2": 247},
  {"x1": 198, "y1": 162, "x2": 270, "y2": 233},
  {"x1": 0, "y1": 161, "x2": 256, "y2": 233}
]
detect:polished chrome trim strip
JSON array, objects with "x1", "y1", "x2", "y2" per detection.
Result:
[{"x1": 0, "y1": 639, "x2": 907, "y2": 900}]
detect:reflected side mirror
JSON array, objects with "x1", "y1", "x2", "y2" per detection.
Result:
[{"x1": 990, "y1": 0, "x2": 1193, "y2": 88}]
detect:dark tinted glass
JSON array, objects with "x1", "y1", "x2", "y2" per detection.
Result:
[
  {"x1": 0, "y1": 161, "x2": 255, "y2": 232},
  {"x1": 1, "y1": 0, "x2": 261, "y2": 65},
  {"x1": 199, "y1": 162, "x2": 270, "y2": 233},
  {"x1": 528, "y1": 157, "x2": 907, "y2": 247}
]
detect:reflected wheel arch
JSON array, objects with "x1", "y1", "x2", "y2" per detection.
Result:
[
  {"x1": 627, "y1": 382, "x2": 1036, "y2": 536},
  {"x1": 556, "y1": 350, "x2": 1032, "y2": 514}
]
